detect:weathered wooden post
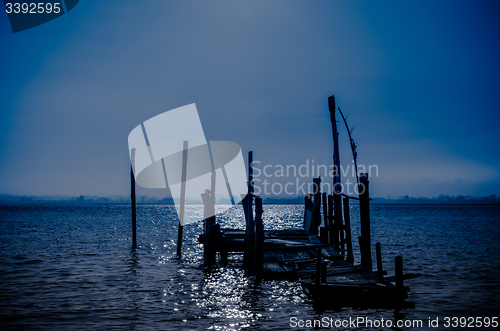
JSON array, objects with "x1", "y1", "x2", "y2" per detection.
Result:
[
  {"x1": 244, "y1": 151, "x2": 255, "y2": 275},
  {"x1": 304, "y1": 195, "x2": 313, "y2": 232},
  {"x1": 210, "y1": 170, "x2": 216, "y2": 231},
  {"x1": 327, "y1": 194, "x2": 334, "y2": 246},
  {"x1": 255, "y1": 197, "x2": 264, "y2": 276},
  {"x1": 328, "y1": 96, "x2": 343, "y2": 252},
  {"x1": 358, "y1": 173, "x2": 372, "y2": 270},
  {"x1": 202, "y1": 191, "x2": 209, "y2": 262},
  {"x1": 130, "y1": 148, "x2": 137, "y2": 248},
  {"x1": 202, "y1": 187, "x2": 216, "y2": 266},
  {"x1": 312, "y1": 177, "x2": 322, "y2": 235},
  {"x1": 376, "y1": 242, "x2": 384, "y2": 283},
  {"x1": 320, "y1": 192, "x2": 328, "y2": 244},
  {"x1": 343, "y1": 196, "x2": 354, "y2": 264},
  {"x1": 176, "y1": 141, "x2": 188, "y2": 257}
]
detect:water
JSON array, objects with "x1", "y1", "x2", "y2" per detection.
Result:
[{"x1": 0, "y1": 204, "x2": 499, "y2": 330}]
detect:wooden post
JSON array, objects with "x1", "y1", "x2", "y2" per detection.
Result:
[
  {"x1": 130, "y1": 148, "x2": 137, "y2": 248},
  {"x1": 327, "y1": 194, "x2": 334, "y2": 247},
  {"x1": 201, "y1": 191, "x2": 209, "y2": 263},
  {"x1": 395, "y1": 255, "x2": 404, "y2": 299},
  {"x1": 328, "y1": 96, "x2": 343, "y2": 252},
  {"x1": 177, "y1": 141, "x2": 188, "y2": 257},
  {"x1": 201, "y1": 171, "x2": 217, "y2": 265},
  {"x1": 312, "y1": 177, "x2": 322, "y2": 235},
  {"x1": 319, "y1": 192, "x2": 328, "y2": 244},
  {"x1": 358, "y1": 173, "x2": 372, "y2": 270},
  {"x1": 343, "y1": 196, "x2": 354, "y2": 264},
  {"x1": 304, "y1": 195, "x2": 313, "y2": 232},
  {"x1": 255, "y1": 197, "x2": 264, "y2": 276},
  {"x1": 322, "y1": 193, "x2": 328, "y2": 228},
  {"x1": 376, "y1": 242, "x2": 384, "y2": 283},
  {"x1": 245, "y1": 151, "x2": 255, "y2": 275},
  {"x1": 201, "y1": 190, "x2": 216, "y2": 266},
  {"x1": 210, "y1": 170, "x2": 216, "y2": 230}
]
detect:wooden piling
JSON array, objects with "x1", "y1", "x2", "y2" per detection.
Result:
[
  {"x1": 327, "y1": 194, "x2": 334, "y2": 246},
  {"x1": 130, "y1": 148, "x2": 137, "y2": 248},
  {"x1": 312, "y1": 177, "x2": 322, "y2": 235},
  {"x1": 376, "y1": 242, "x2": 384, "y2": 283},
  {"x1": 358, "y1": 173, "x2": 372, "y2": 270},
  {"x1": 343, "y1": 196, "x2": 354, "y2": 264},
  {"x1": 255, "y1": 197, "x2": 264, "y2": 276},
  {"x1": 245, "y1": 151, "x2": 255, "y2": 275},
  {"x1": 322, "y1": 193, "x2": 328, "y2": 226},
  {"x1": 328, "y1": 96, "x2": 343, "y2": 252},
  {"x1": 201, "y1": 191, "x2": 209, "y2": 262},
  {"x1": 304, "y1": 195, "x2": 313, "y2": 233},
  {"x1": 202, "y1": 188, "x2": 216, "y2": 266},
  {"x1": 176, "y1": 141, "x2": 188, "y2": 257},
  {"x1": 207, "y1": 171, "x2": 217, "y2": 265},
  {"x1": 319, "y1": 192, "x2": 328, "y2": 244}
]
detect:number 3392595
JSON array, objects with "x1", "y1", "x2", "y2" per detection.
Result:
[{"x1": 5, "y1": 3, "x2": 61, "y2": 14}]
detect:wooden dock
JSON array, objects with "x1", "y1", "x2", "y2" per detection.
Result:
[
  {"x1": 194, "y1": 96, "x2": 420, "y2": 310},
  {"x1": 199, "y1": 227, "x2": 418, "y2": 310},
  {"x1": 126, "y1": 95, "x2": 420, "y2": 310}
]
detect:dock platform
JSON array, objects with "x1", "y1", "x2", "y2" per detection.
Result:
[{"x1": 199, "y1": 228, "x2": 418, "y2": 310}]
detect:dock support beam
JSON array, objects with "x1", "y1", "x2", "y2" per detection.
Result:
[
  {"x1": 320, "y1": 192, "x2": 328, "y2": 244},
  {"x1": 202, "y1": 187, "x2": 216, "y2": 266},
  {"x1": 130, "y1": 148, "x2": 137, "y2": 248},
  {"x1": 328, "y1": 95, "x2": 343, "y2": 252},
  {"x1": 255, "y1": 197, "x2": 264, "y2": 276},
  {"x1": 359, "y1": 173, "x2": 372, "y2": 270},
  {"x1": 244, "y1": 151, "x2": 255, "y2": 275},
  {"x1": 312, "y1": 177, "x2": 322, "y2": 235},
  {"x1": 343, "y1": 196, "x2": 354, "y2": 264},
  {"x1": 176, "y1": 141, "x2": 188, "y2": 257},
  {"x1": 327, "y1": 195, "x2": 334, "y2": 246}
]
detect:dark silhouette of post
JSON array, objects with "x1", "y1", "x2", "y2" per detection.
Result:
[
  {"x1": 343, "y1": 196, "x2": 354, "y2": 264},
  {"x1": 201, "y1": 190, "x2": 211, "y2": 265},
  {"x1": 358, "y1": 173, "x2": 372, "y2": 270},
  {"x1": 244, "y1": 151, "x2": 255, "y2": 274},
  {"x1": 312, "y1": 177, "x2": 322, "y2": 235},
  {"x1": 177, "y1": 141, "x2": 188, "y2": 257},
  {"x1": 327, "y1": 194, "x2": 334, "y2": 245},
  {"x1": 320, "y1": 192, "x2": 328, "y2": 244},
  {"x1": 130, "y1": 148, "x2": 137, "y2": 248},
  {"x1": 328, "y1": 95, "x2": 343, "y2": 252},
  {"x1": 255, "y1": 197, "x2": 264, "y2": 276}
]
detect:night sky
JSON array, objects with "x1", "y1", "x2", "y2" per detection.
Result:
[{"x1": 1, "y1": 0, "x2": 499, "y2": 199}]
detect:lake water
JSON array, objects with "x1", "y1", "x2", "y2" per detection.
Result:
[{"x1": 0, "y1": 204, "x2": 499, "y2": 330}]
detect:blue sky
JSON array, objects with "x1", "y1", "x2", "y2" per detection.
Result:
[{"x1": 1, "y1": 0, "x2": 499, "y2": 199}]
